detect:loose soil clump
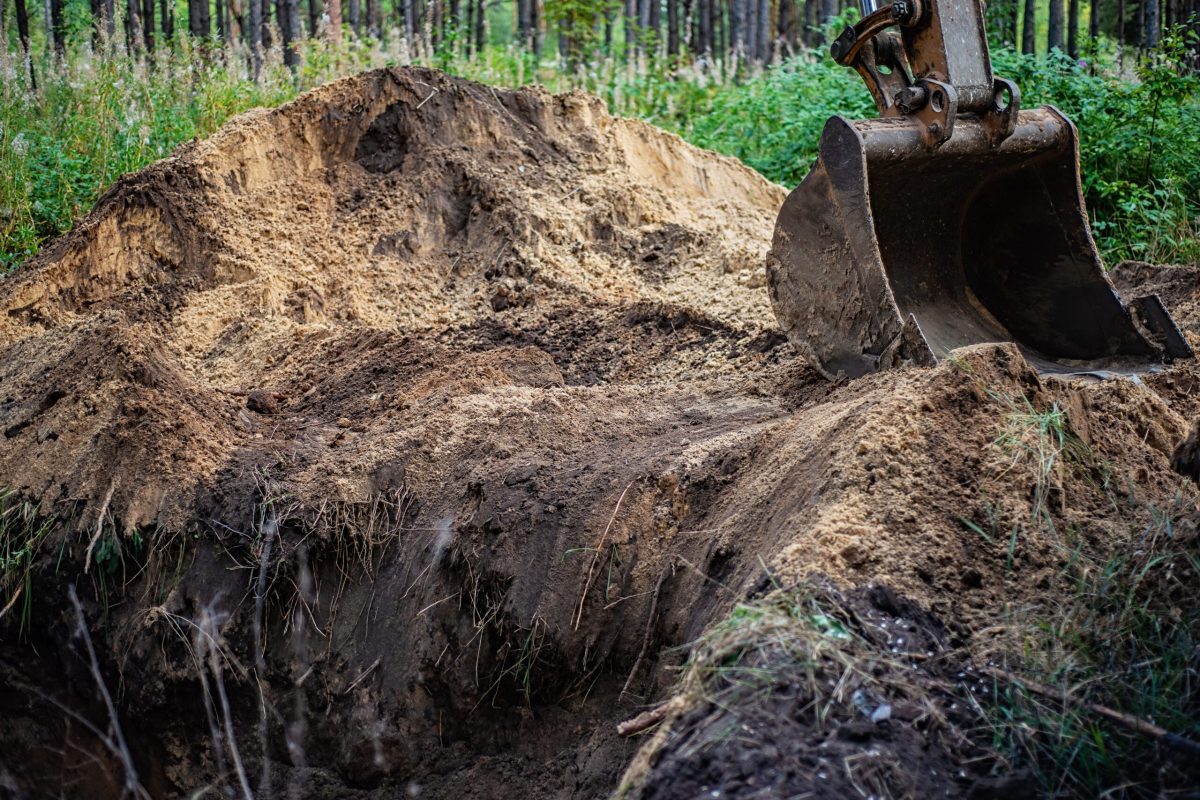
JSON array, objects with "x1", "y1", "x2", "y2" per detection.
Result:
[{"x1": 1, "y1": 68, "x2": 1199, "y2": 799}]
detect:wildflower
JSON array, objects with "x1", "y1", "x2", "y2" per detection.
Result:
[{"x1": 11, "y1": 133, "x2": 28, "y2": 156}]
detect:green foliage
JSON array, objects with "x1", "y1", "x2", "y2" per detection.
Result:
[
  {"x1": 1, "y1": 25, "x2": 1197, "y2": 271},
  {"x1": 991, "y1": 28, "x2": 1200, "y2": 263}
]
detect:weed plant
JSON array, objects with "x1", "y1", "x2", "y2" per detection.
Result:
[
  {"x1": 0, "y1": 489, "x2": 57, "y2": 637},
  {"x1": 987, "y1": 496, "x2": 1200, "y2": 797}
]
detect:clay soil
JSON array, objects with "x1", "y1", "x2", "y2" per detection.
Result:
[{"x1": 1, "y1": 67, "x2": 1199, "y2": 799}]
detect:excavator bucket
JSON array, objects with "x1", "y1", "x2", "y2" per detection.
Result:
[{"x1": 767, "y1": 107, "x2": 1191, "y2": 377}]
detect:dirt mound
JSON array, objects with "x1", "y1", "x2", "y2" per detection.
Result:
[{"x1": 2, "y1": 68, "x2": 1199, "y2": 799}]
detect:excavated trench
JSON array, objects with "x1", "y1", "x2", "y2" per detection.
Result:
[{"x1": 1, "y1": 67, "x2": 1199, "y2": 798}]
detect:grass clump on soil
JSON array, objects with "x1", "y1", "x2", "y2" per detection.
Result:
[
  {"x1": 0, "y1": 490, "x2": 57, "y2": 638},
  {"x1": 984, "y1": 499, "x2": 1200, "y2": 798},
  {"x1": 627, "y1": 581, "x2": 991, "y2": 799}
]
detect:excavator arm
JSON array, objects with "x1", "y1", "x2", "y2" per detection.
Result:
[{"x1": 766, "y1": 0, "x2": 1191, "y2": 377}]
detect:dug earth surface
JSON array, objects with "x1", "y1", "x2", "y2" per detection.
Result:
[{"x1": 0, "y1": 68, "x2": 1198, "y2": 798}]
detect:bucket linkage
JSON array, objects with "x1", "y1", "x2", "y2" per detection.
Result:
[{"x1": 767, "y1": 0, "x2": 1190, "y2": 378}]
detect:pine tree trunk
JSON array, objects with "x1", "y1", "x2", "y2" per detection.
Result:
[
  {"x1": 757, "y1": 0, "x2": 769, "y2": 63},
  {"x1": 625, "y1": 0, "x2": 638, "y2": 58},
  {"x1": 49, "y1": 0, "x2": 67, "y2": 59},
  {"x1": 142, "y1": 0, "x2": 155, "y2": 50},
  {"x1": 249, "y1": 0, "x2": 263, "y2": 76},
  {"x1": 474, "y1": 0, "x2": 484, "y2": 52},
  {"x1": 126, "y1": 0, "x2": 142, "y2": 52},
  {"x1": 1088, "y1": 0, "x2": 1098, "y2": 41},
  {"x1": 278, "y1": 0, "x2": 300, "y2": 67},
  {"x1": 775, "y1": 0, "x2": 793, "y2": 53},
  {"x1": 531, "y1": 0, "x2": 542, "y2": 56},
  {"x1": 190, "y1": 0, "x2": 211, "y2": 38},
  {"x1": 730, "y1": 0, "x2": 742, "y2": 57},
  {"x1": 1067, "y1": 0, "x2": 1079, "y2": 55},
  {"x1": 667, "y1": 0, "x2": 679, "y2": 58},
  {"x1": 516, "y1": 0, "x2": 529, "y2": 44},
  {"x1": 746, "y1": 0, "x2": 758, "y2": 61},
  {"x1": 403, "y1": 0, "x2": 414, "y2": 39},
  {"x1": 161, "y1": 0, "x2": 174, "y2": 41},
  {"x1": 1145, "y1": 0, "x2": 1159, "y2": 47},
  {"x1": 649, "y1": 0, "x2": 660, "y2": 56},
  {"x1": 697, "y1": 0, "x2": 711, "y2": 55},
  {"x1": 1048, "y1": 0, "x2": 1064, "y2": 51},
  {"x1": 713, "y1": 0, "x2": 723, "y2": 62},
  {"x1": 327, "y1": 0, "x2": 341, "y2": 38},
  {"x1": 638, "y1": 0, "x2": 651, "y2": 60},
  {"x1": 14, "y1": 0, "x2": 35, "y2": 87},
  {"x1": 1021, "y1": 0, "x2": 1035, "y2": 52}
]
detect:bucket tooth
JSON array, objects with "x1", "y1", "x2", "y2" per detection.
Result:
[{"x1": 767, "y1": 107, "x2": 1190, "y2": 377}]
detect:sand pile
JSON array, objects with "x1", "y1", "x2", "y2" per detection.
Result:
[{"x1": 1, "y1": 68, "x2": 1199, "y2": 799}]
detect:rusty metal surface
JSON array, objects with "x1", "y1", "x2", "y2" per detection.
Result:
[{"x1": 766, "y1": 108, "x2": 1185, "y2": 377}]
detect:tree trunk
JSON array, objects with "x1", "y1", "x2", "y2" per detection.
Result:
[
  {"x1": 308, "y1": 0, "x2": 320, "y2": 34},
  {"x1": 126, "y1": 0, "x2": 142, "y2": 52},
  {"x1": 1088, "y1": 0, "x2": 1098, "y2": 42},
  {"x1": 141, "y1": 0, "x2": 155, "y2": 50},
  {"x1": 649, "y1": 0, "x2": 660, "y2": 55},
  {"x1": 1047, "y1": 0, "x2": 1063, "y2": 51},
  {"x1": 776, "y1": 0, "x2": 794, "y2": 53},
  {"x1": 278, "y1": 0, "x2": 300, "y2": 67},
  {"x1": 820, "y1": 0, "x2": 834, "y2": 24},
  {"x1": 729, "y1": 0, "x2": 742, "y2": 57},
  {"x1": 713, "y1": 0, "x2": 723, "y2": 62},
  {"x1": 327, "y1": 0, "x2": 341, "y2": 38},
  {"x1": 190, "y1": 0, "x2": 211, "y2": 37},
  {"x1": 403, "y1": 0, "x2": 414, "y2": 39},
  {"x1": 1067, "y1": 0, "x2": 1079, "y2": 55},
  {"x1": 1021, "y1": 0, "x2": 1035, "y2": 52},
  {"x1": 249, "y1": 0, "x2": 263, "y2": 76},
  {"x1": 625, "y1": 0, "x2": 638, "y2": 58},
  {"x1": 531, "y1": 0, "x2": 542, "y2": 55},
  {"x1": 474, "y1": 0, "x2": 484, "y2": 52},
  {"x1": 697, "y1": 0, "x2": 711, "y2": 55},
  {"x1": 14, "y1": 0, "x2": 35, "y2": 87},
  {"x1": 161, "y1": 0, "x2": 174, "y2": 41},
  {"x1": 667, "y1": 0, "x2": 679, "y2": 57},
  {"x1": 757, "y1": 0, "x2": 769, "y2": 62},
  {"x1": 1145, "y1": 0, "x2": 1159, "y2": 47},
  {"x1": 744, "y1": 0, "x2": 753, "y2": 61},
  {"x1": 104, "y1": 0, "x2": 115, "y2": 38},
  {"x1": 516, "y1": 0, "x2": 530, "y2": 44}
]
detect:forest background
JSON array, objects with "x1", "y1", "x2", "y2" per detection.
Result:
[{"x1": 0, "y1": 0, "x2": 1198, "y2": 271}]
